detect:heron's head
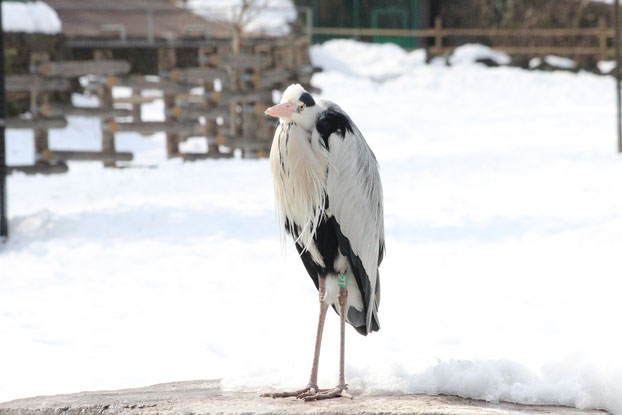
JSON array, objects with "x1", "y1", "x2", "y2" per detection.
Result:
[{"x1": 265, "y1": 84, "x2": 318, "y2": 130}]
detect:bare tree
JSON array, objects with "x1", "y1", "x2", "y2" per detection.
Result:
[{"x1": 230, "y1": 0, "x2": 272, "y2": 54}]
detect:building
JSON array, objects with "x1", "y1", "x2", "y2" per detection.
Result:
[{"x1": 294, "y1": 0, "x2": 432, "y2": 48}]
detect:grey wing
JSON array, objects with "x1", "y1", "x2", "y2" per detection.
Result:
[{"x1": 314, "y1": 103, "x2": 385, "y2": 334}]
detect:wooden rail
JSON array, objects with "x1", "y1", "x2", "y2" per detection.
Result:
[
  {"x1": 42, "y1": 150, "x2": 134, "y2": 163},
  {"x1": 7, "y1": 35, "x2": 315, "y2": 174},
  {"x1": 312, "y1": 17, "x2": 617, "y2": 59},
  {"x1": 35, "y1": 60, "x2": 131, "y2": 78},
  {"x1": 7, "y1": 75, "x2": 70, "y2": 92}
]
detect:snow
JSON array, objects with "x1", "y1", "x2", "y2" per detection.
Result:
[
  {"x1": 2, "y1": 1, "x2": 61, "y2": 34},
  {"x1": 449, "y1": 43, "x2": 511, "y2": 66},
  {"x1": 598, "y1": 60, "x2": 616, "y2": 74},
  {"x1": 310, "y1": 40, "x2": 426, "y2": 82},
  {"x1": 529, "y1": 57, "x2": 543, "y2": 69},
  {"x1": 186, "y1": 0, "x2": 296, "y2": 36},
  {"x1": 544, "y1": 55, "x2": 577, "y2": 70},
  {"x1": 3, "y1": 40, "x2": 622, "y2": 415}
]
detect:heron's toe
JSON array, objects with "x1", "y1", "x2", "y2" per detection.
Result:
[{"x1": 301, "y1": 384, "x2": 352, "y2": 401}]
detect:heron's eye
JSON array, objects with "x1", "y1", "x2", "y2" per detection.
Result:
[{"x1": 298, "y1": 103, "x2": 305, "y2": 112}]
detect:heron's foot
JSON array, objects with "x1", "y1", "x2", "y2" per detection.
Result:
[
  {"x1": 261, "y1": 384, "x2": 322, "y2": 399},
  {"x1": 301, "y1": 384, "x2": 352, "y2": 401}
]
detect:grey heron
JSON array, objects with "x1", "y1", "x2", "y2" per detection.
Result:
[{"x1": 262, "y1": 84, "x2": 385, "y2": 401}]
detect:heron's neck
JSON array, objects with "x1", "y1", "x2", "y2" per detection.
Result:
[{"x1": 271, "y1": 120, "x2": 328, "y2": 250}]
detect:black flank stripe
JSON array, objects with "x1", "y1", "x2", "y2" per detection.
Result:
[{"x1": 329, "y1": 216, "x2": 376, "y2": 335}]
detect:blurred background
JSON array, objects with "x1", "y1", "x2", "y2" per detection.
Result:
[{"x1": 1, "y1": 0, "x2": 622, "y2": 414}]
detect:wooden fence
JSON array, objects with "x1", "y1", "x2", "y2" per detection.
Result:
[
  {"x1": 312, "y1": 17, "x2": 617, "y2": 61},
  {"x1": 6, "y1": 36, "x2": 316, "y2": 175}
]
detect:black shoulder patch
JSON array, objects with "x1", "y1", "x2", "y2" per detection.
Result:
[
  {"x1": 316, "y1": 107, "x2": 354, "y2": 149},
  {"x1": 299, "y1": 92, "x2": 315, "y2": 107}
]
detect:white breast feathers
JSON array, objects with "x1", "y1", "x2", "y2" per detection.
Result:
[{"x1": 270, "y1": 121, "x2": 329, "y2": 251}]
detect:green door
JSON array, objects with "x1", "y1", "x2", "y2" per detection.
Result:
[{"x1": 371, "y1": 6, "x2": 416, "y2": 48}]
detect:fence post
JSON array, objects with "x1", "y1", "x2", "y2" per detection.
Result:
[
  {"x1": 0, "y1": 0, "x2": 7, "y2": 240},
  {"x1": 598, "y1": 16, "x2": 608, "y2": 62},
  {"x1": 434, "y1": 16, "x2": 443, "y2": 56},
  {"x1": 147, "y1": 8, "x2": 154, "y2": 44},
  {"x1": 304, "y1": 7, "x2": 313, "y2": 45},
  {"x1": 616, "y1": 0, "x2": 622, "y2": 153},
  {"x1": 30, "y1": 53, "x2": 51, "y2": 163},
  {"x1": 158, "y1": 48, "x2": 179, "y2": 158}
]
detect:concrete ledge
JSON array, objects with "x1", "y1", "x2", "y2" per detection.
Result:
[{"x1": 0, "y1": 380, "x2": 610, "y2": 415}]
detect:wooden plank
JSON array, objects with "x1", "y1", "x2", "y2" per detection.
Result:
[
  {"x1": 88, "y1": 76, "x2": 188, "y2": 95},
  {"x1": 169, "y1": 104, "x2": 263, "y2": 120},
  {"x1": 37, "y1": 104, "x2": 131, "y2": 118},
  {"x1": 42, "y1": 150, "x2": 133, "y2": 162},
  {"x1": 7, "y1": 161, "x2": 69, "y2": 175},
  {"x1": 256, "y1": 69, "x2": 293, "y2": 88},
  {"x1": 7, "y1": 117, "x2": 67, "y2": 129},
  {"x1": 99, "y1": 84, "x2": 117, "y2": 168},
  {"x1": 169, "y1": 105, "x2": 229, "y2": 120},
  {"x1": 311, "y1": 26, "x2": 613, "y2": 38},
  {"x1": 179, "y1": 152, "x2": 234, "y2": 161},
  {"x1": 443, "y1": 28, "x2": 614, "y2": 37},
  {"x1": 175, "y1": 92, "x2": 220, "y2": 104},
  {"x1": 165, "y1": 67, "x2": 228, "y2": 83},
  {"x1": 158, "y1": 48, "x2": 177, "y2": 72},
  {"x1": 37, "y1": 60, "x2": 131, "y2": 77},
  {"x1": 438, "y1": 45, "x2": 615, "y2": 57},
  {"x1": 200, "y1": 53, "x2": 271, "y2": 68},
  {"x1": 434, "y1": 16, "x2": 443, "y2": 55},
  {"x1": 116, "y1": 76, "x2": 190, "y2": 95},
  {"x1": 107, "y1": 120, "x2": 200, "y2": 135},
  {"x1": 217, "y1": 90, "x2": 273, "y2": 105},
  {"x1": 114, "y1": 96, "x2": 160, "y2": 105},
  {"x1": 175, "y1": 90, "x2": 271, "y2": 105},
  {"x1": 164, "y1": 94, "x2": 180, "y2": 157},
  {"x1": 130, "y1": 91, "x2": 142, "y2": 121},
  {"x1": 311, "y1": 27, "x2": 438, "y2": 37},
  {"x1": 220, "y1": 137, "x2": 272, "y2": 150},
  {"x1": 6, "y1": 75, "x2": 70, "y2": 93}
]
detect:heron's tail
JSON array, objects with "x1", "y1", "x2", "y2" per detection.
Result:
[
  {"x1": 353, "y1": 303, "x2": 380, "y2": 336},
  {"x1": 354, "y1": 270, "x2": 381, "y2": 335}
]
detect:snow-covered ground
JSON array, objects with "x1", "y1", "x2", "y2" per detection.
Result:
[{"x1": 2, "y1": 41, "x2": 622, "y2": 414}]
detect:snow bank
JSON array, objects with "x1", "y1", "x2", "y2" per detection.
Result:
[
  {"x1": 186, "y1": 0, "x2": 296, "y2": 35},
  {"x1": 2, "y1": 1, "x2": 61, "y2": 34},
  {"x1": 3, "y1": 40, "x2": 622, "y2": 415},
  {"x1": 597, "y1": 60, "x2": 616, "y2": 74},
  {"x1": 311, "y1": 39, "x2": 426, "y2": 81},
  {"x1": 449, "y1": 43, "x2": 511, "y2": 66},
  {"x1": 544, "y1": 55, "x2": 577, "y2": 70},
  {"x1": 311, "y1": 41, "x2": 511, "y2": 81}
]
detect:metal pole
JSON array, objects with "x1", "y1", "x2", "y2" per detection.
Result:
[
  {"x1": 353, "y1": 0, "x2": 360, "y2": 40},
  {"x1": 147, "y1": 8, "x2": 154, "y2": 44},
  {"x1": 0, "y1": 0, "x2": 8, "y2": 241},
  {"x1": 616, "y1": 0, "x2": 622, "y2": 153},
  {"x1": 306, "y1": 7, "x2": 313, "y2": 44}
]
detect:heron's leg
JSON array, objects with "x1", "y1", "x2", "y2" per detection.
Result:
[
  {"x1": 302, "y1": 284, "x2": 353, "y2": 401},
  {"x1": 262, "y1": 277, "x2": 329, "y2": 399},
  {"x1": 308, "y1": 277, "x2": 329, "y2": 388}
]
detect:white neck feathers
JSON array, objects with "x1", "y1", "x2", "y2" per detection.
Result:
[{"x1": 270, "y1": 122, "x2": 328, "y2": 251}]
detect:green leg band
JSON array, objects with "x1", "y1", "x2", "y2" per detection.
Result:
[{"x1": 337, "y1": 273, "x2": 349, "y2": 288}]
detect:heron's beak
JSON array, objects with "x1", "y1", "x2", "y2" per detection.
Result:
[{"x1": 265, "y1": 102, "x2": 295, "y2": 118}]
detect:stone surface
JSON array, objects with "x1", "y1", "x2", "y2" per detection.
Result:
[{"x1": 0, "y1": 380, "x2": 610, "y2": 415}]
